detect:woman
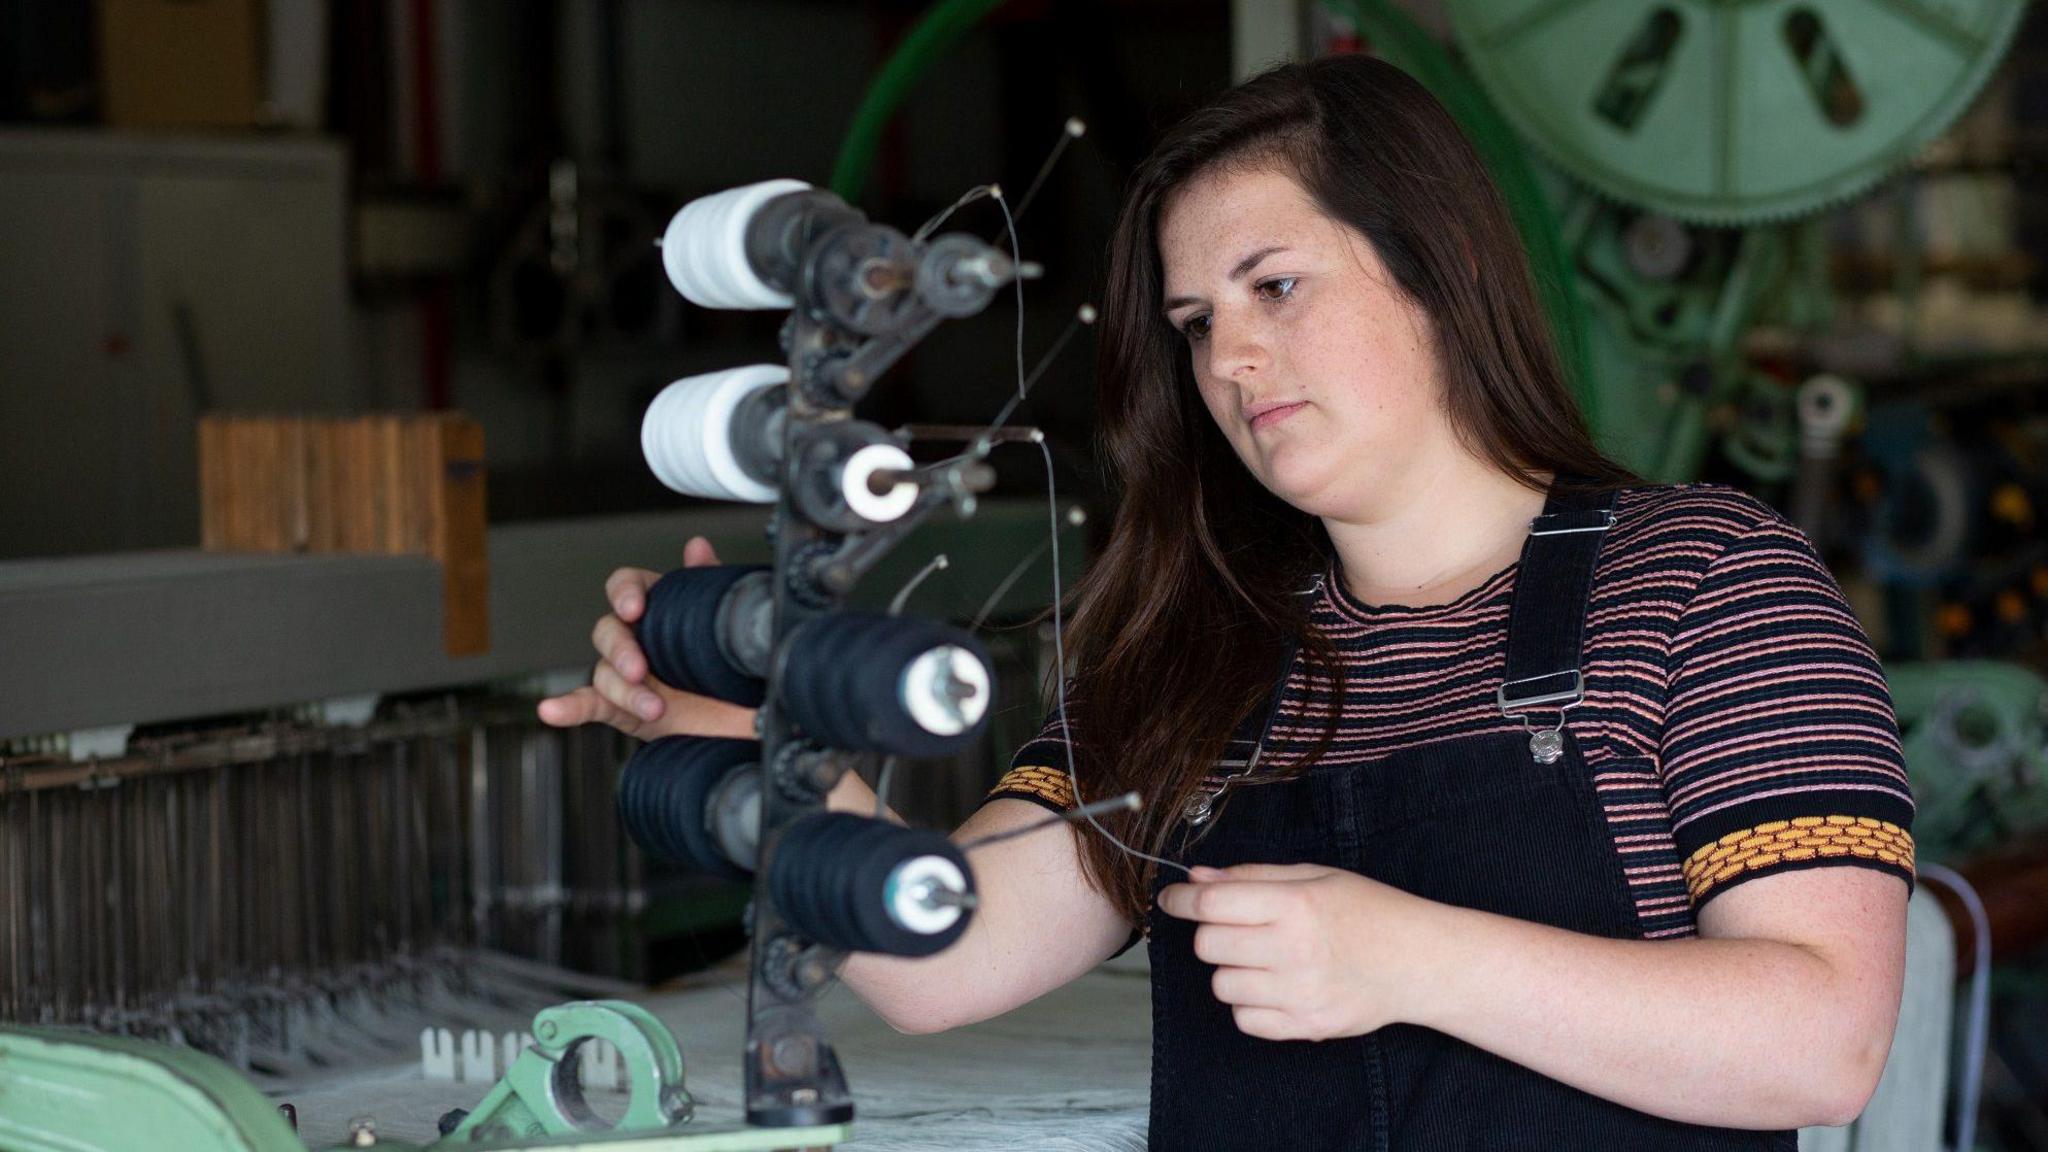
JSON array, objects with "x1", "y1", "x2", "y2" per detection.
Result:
[{"x1": 540, "y1": 55, "x2": 1912, "y2": 1150}]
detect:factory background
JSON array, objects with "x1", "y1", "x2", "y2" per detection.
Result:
[{"x1": 3, "y1": 1, "x2": 2047, "y2": 1149}]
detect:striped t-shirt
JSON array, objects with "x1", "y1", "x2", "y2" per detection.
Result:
[{"x1": 985, "y1": 484, "x2": 1915, "y2": 938}]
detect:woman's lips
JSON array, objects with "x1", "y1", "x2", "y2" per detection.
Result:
[{"x1": 1249, "y1": 402, "x2": 1308, "y2": 431}]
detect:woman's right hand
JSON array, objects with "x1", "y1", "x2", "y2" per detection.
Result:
[{"x1": 536, "y1": 535, "x2": 759, "y2": 741}]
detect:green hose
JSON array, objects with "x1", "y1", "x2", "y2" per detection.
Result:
[{"x1": 832, "y1": 0, "x2": 1009, "y2": 202}]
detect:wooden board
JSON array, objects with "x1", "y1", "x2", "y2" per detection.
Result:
[{"x1": 197, "y1": 413, "x2": 490, "y2": 656}]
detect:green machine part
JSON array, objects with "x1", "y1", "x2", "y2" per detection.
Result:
[
  {"x1": 441, "y1": 1002, "x2": 694, "y2": 1144},
  {"x1": 1431, "y1": 0, "x2": 2025, "y2": 480},
  {"x1": 1370, "y1": 0, "x2": 2022, "y2": 480},
  {"x1": 1439, "y1": 0, "x2": 2028, "y2": 226},
  {"x1": 1889, "y1": 660, "x2": 2048, "y2": 865},
  {"x1": 0, "y1": 1027, "x2": 305, "y2": 1152},
  {"x1": 0, "y1": 1003, "x2": 851, "y2": 1152}
]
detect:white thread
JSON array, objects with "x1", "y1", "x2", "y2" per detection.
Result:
[
  {"x1": 994, "y1": 187, "x2": 1026, "y2": 401},
  {"x1": 661, "y1": 179, "x2": 809, "y2": 309},
  {"x1": 642, "y1": 365, "x2": 784, "y2": 502},
  {"x1": 841, "y1": 443, "x2": 918, "y2": 523},
  {"x1": 912, "y1": 183, "x2": 997, "y2": 244},
  {"x1": 1037, "y1": 437, "x2": 1189, "y2": 879}
]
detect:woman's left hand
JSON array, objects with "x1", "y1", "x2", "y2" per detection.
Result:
[{"x1": 1156, "y1": 863, "x2": 1436, "y2": 1041}]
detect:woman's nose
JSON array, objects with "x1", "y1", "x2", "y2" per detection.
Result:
[{"x1": 1209, "y1": 316, "x2": 1269, "y2": 379}]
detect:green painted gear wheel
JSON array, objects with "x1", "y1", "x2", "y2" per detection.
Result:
[{"x1": 1440, "y1": 0, "x2": 2026, "y2": 224}]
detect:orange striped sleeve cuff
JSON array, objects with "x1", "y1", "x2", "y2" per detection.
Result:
[
  {"x1": 1680, "y1": 815, "x2": 1914, "y2": 904},
  {"x1": 984, "y1": 763, "x2": 1075, "y2": 813}
]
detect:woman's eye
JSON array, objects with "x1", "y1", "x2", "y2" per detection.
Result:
[
  {"x1": 1255, "y1": 276, "x2": 1298, "y2": 302},
  {"x1": 1180, "y1": 314, "x2": 1211, "y2": 342}
]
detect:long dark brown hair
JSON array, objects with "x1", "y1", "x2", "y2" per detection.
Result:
[{"x1": 1053, "y1": 54, "x2": 1634, "y2": 926}]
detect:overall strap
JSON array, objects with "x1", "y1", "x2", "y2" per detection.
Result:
[{"x1": 1497, "y1": 484, "x2": 1619, "y2": 756}]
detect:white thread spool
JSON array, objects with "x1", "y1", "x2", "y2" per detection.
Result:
[
  {"x1": 840, "y1": 442, "x2": 918, "y2": 524},
  {"x1": 660, "y1": 178, "x2": 810, "y2": 309},
  {"x1": 642, "y1": 364, "x2": 785, "y2": 503}
]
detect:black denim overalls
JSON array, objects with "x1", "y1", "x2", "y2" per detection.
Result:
[{"x1": 1146, "y1": 487, "x2": 1792, "y2": 1151}]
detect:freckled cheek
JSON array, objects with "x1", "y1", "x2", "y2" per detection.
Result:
[{"x1": 1193, "y1": 378, "x2": 1237, "y2": 435}]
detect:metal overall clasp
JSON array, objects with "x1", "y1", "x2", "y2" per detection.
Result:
[
  {"x1": 1496, "y1": 671, "x2": 1584, "y2": 765},
  {"x1": 1184, "y1": 741, "x2": 1264, "y2": 827}
]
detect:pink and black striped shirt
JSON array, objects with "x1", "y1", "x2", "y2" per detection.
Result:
[{"x1": 987, "y1": 484, "x2": 1915, "y2": 938}]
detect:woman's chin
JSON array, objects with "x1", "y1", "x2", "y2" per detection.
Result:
[{"x1": 1249, "y1": 464, "x2": 1354, "y2": 518}]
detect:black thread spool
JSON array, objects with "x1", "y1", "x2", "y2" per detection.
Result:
[
  {"x1": 616, "y1": 737, "x2": 761, "y2": 880},
  {"x1": 769, "y1": 812, "x2": 975, "y2": 957},
  {"x1": 780, "y1": 613, "x2": 993, "y2": 758},
  {"x1": 637, "y1": 564, "x2": 770, "y2": 707}
]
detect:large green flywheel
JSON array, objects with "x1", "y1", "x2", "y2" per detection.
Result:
[{"x1": 1441, "y1": 0, "x2": 2027, "y2": 223}]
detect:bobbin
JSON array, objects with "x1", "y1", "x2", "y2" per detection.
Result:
[
  {"x1": 777, "y1": 613, "x2": 992, "y2": 758},
  {"x1": 636, "y1": 564, "x2": 775, "y2": 707},
  {"x1": 615, "y1": 737, "x2": 762, "y2": 879},
  {"x1": 767, "y1": 813, "x2": 976, "y2": 957}
]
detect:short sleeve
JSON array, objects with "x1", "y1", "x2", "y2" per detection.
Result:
[
  {"x1": 1661, "y1": 515, "x2": 1915, "y2": 907},
  {"x1": 980, "y1": 710, "x2": 1079, "y2": 814}
]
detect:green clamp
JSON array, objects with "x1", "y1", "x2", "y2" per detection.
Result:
[{"x1": 439, "y1": 1001, "x2": 694, "y2": 1144}]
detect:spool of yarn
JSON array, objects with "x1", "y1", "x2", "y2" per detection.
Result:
[
  {"x1": 638, "y1": 565, "x2": 771, "y2": 707},
  {"x1": 642, "y1": 365, "x2": 784, "y2": 503},
  {"x1": 659, "y1": 179, "x2": 809, "y2": 309},
  {"x1": 616, "y1": 737, "x2": 762, "y2": 880},
  {"x1": 780, "y1": 613, "x2": 992, "y2": 757},
  {"x1": 768, "y1": 812, "x2": 975, "y2": 957}
]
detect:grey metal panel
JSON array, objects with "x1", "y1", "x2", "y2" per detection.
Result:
[
  {"x1": 0, "y1": 129, "x2": 353, "y2": 559},
  {"x1": 0, "y1": 549, "x2": 443, "y2": 738},
  {"x1": 0, "y1": 499, "x2": 1079, "y2": 739}
]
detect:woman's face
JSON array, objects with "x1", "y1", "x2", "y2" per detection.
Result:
[{"x1": 1157, "y1": 164, "x2": 1451, "y2": 522}]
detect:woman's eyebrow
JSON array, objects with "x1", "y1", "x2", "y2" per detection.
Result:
[{"x1": 1162, "y1": 246, "x2": 1292, "y2": 312}]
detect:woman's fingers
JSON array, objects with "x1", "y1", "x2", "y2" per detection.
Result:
[
  {"x1": 1211, "y1": 965, "x2": 1284, "y2": 1008},
  {"x1": 536, "y1": 678, "x2": 755, "y2": 741},
  {"x1": 1229, "y1": 1005, "x2": 1299, "y2": 1042},
  {"x1": 1193, "y1": 923, "x2": 1268, "y2": 969},
  {"x1": 548, "y1": 539, "x2": 744, "y2": 740},
  {"x1": 536, "y1": 686, "x2": 640, "y2": 736},
  {"x1": 604, "y1": 541, "x2": 716, "y2": 643},
  {"x1": 594, "y1": 659, "x2": 664, "y2": 722},
  {"x1": 605, "y1": 566, "x2": 660, "y2": 622},
  {"x1": 592, "y1": 614, "x2": 645, "y2": 683},
  {"x1": 667, "y1": 692, "x2": 760, "y2": 740},
  {"x1": 1156, "y1": 880, "x2": 1281, "y2": 926}
]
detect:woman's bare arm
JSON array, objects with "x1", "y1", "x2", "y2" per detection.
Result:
[{"x1": 824, "y1": 771, "x2": 1133, "y2": 1034}]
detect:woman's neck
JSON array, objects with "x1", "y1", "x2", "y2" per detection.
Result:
[{"x1": 1322, "y1": 457, "x2": 1551, "y2": 610}]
